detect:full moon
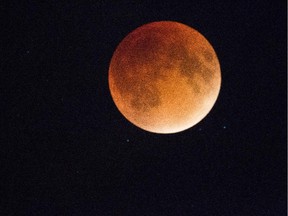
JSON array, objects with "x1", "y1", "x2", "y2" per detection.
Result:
[{"x1": 108, "y1": 21, "x2": 221, "y2": 134}]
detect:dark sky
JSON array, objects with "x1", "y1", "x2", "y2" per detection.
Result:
[{"x1": 2, "y1": 0, "x2": 286, "y2": 215}]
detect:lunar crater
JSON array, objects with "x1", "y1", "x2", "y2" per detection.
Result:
[
  {"x1": 203, "y1": 49, "x2": 214, "y2": 62},
  {"x1": 129, "y1": 82, "x2": 161, "y2": 112}
]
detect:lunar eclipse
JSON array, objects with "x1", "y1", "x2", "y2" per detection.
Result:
[{"x1": 109, "y1": 21, "x2": 221, "y2": 134}]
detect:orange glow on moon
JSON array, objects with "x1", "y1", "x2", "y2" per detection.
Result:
[{"x1": 108, "y1": 21, "x2": 221, "y2": 134}]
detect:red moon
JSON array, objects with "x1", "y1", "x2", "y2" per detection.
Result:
[{"x1": 108, "y1": 21, "x2": 221, "y2": 134}]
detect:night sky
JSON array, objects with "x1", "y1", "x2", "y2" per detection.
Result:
[{"x1": 2, "y1": 1, "x2": 286, "y2": 215}]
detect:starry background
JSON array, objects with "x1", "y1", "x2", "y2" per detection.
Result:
[{"x1": 2, "y1": 0, "x2": 286, "y2": 215}]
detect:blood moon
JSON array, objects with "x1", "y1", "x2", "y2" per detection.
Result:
[{"x1": 108, "y1": 21, "x2": 221, "y2": 134}]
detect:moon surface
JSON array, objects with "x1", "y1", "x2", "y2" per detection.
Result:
[{"x1": 108, "y1": 21, "x2": 221, "y2": 134}]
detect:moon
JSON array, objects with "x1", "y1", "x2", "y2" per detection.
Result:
[{"x1": 108, "y1": 21, "x2": 221, "y2": 134}]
